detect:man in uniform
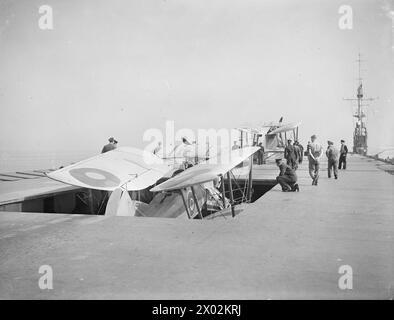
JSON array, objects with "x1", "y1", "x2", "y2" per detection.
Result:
[
  {"x1": 308, "y1": 134, "x2": 323, "y2": 186},
  {"x1": 284, "y1": 139, "x2": 298, "y2": 170},
  {"x1": 339, "y1": 139, "x2": 348, "y2": 170},
  {"x1": 257, "y1": 142, "x2": 265, "y2": 165},
  {"x1": 275, "y1": 158, "x2": 299, "y2": 192},
  {"x1": 153, "y1": 141, "x2": 163, "y2": 156},
  {"x1": 326, "y1": 140, "x2": 339, "y2": 179},
  {"x1": 232, "y1": 141, "x2": 240, "y2": 150},
  {"x1": 101, "y1": 137, "x2": 117, "y2": 153},
  {"x1": 294, "y1": 140, "x2": 304, "y2": 164}
]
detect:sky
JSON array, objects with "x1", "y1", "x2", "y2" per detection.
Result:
[{"x1": 0, "y1": 0, "x2": 393, "y2": 171}]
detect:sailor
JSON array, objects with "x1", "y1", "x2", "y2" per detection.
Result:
[
  {"x1": 232, "y1": 141, "x2": 241, "y2": 150},
  {"x1": 275, "y1": 158, "x2": 299, "y2": 192},
  {"x1": 339, "y1": 139, "x2": 348, "y2": 170},
  {"x1": 101, "y1": 137, "x2": 117, "y2": 153},
  {"x1": 306, "y1": 141, "x2": 311, "y2": 154},
  {"x1": 153, "y1": 141, "x2": 162, "y2": 156},
  {"x1": 182, "y1": 137, "x2": 191, "y2": 145},
  {"x1": 293, "y1": 142, "x2": 301, "y2": 168},
  {"x1": 284, "y1": 139, "x2": 298, "y2": 170},
  {"x1": 326, "y1": 141, "x2": 339, "y2": 179},
  {"x1": 257, "y1": 142, "x2": 265, "y2": 165},
  {"x1": 308, "y1": 134, "x2": 323, "y2": 186},
  {"x1": 294, "y1": 140, "x2": 304, "y2": 164}
]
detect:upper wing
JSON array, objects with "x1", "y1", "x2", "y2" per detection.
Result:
[
  {"x1": 266, "y1": 122, "x2": 301, "y2": 135},
  {"x1": 163, "y1": 142, "x2": 210, "y2": 164},
  {"x1": 261, "y1": 121, "x2": 279, "y2": 128},
  {"x1": 46, "y1": 147, "x2": 171, "y2": 191},
  {"x1": 150, "y1": 146, "x2": 259, "y2": 192}
]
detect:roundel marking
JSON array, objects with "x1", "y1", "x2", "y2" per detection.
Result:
[
  {"x1": 69, "y1": 168, "x2": 121, "y2": 188},
  {"x1": 186, "y1": 190, "x2": 196, "y2": 214}
]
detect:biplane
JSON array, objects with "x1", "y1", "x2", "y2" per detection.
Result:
[
  {"x1": 46, "y1": 119, "x2": 300, "y2": 219},
  {"x1": 46, "y1": 145, "x2": 258, "y2": 219},
  {"x1": 235, "y1": 117, "x2": 301, "y2": 159}
]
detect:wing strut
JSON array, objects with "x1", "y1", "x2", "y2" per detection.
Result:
[
  {"x1": 191, "y1": 186, "x2": 203, "y2": 219},
  {"x1": 226, "y1": 172, "x2": 235, "y2": 218},
  {"x1": 247, "y1": 155, "x2": 253, "y2": 202},
  {"x1": 179, "y1": 189, "x2": 191, "y2": 219},
  {"x1": 220, "y1": 175, "x2": 226, "y2": 208}
]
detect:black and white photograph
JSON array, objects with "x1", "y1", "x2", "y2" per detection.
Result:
[{"x1": 0, "y1": 0, "x2": 393, "y2": 305}]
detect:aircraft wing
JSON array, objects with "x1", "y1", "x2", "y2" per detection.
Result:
[
  {"x1": 261, "y1": 122, "x2": 279, "y2": 128},
  {"x1": 237, "y1": 127, "x2": 262, "y2": 135},
  {"x1": 46, "y1": 147, "x2": 171, "y2": 191},
  {"x1": 266, "y1": 122, "x2": 301, "y2": 135},
  {"x1": 163, "y1": 141, "x2": 211, "y2": 164},
  {"x1": 237, "y1": 127, "x2": 251, "y2": 132},
  {"x1": 150, "y1": 146, "x2": 259, "y2": 192},
  {"x1": 167, "y1": 142, "x2": 197, "y2": 158}
]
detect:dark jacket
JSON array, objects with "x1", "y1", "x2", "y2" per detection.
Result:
[
  {"x1": 278, "y1": 163, "x2": 297, "y2": 180},
  {"x1": 294, "y1": 145, "x2": 303, "y2": 162},
  {"x1": 340, "y1": 144, "x2": 348, "y2": 155},
  {"x1": 326, "y1": 145, "x2": 339, "y2": 161},
  {"x1": 284, "y1": 145, "x2": 298, "y2": 162},
  {"x1": 101, "y1": 143, "x2": 116, "y2": 153}
]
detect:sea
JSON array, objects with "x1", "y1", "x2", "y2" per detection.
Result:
[{"x1": 1, "y1": 146, "x2": 393, "y2": 173}]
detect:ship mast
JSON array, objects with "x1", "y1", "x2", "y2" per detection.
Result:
[{"x1": 343, "y1": 53, "x2": 375, "y2": 155}]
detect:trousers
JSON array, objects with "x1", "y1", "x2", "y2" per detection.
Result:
[
  {"x1": 308, "y1": 159, "x2": 320, "y2": 183},
  {"x1": 328, "y1": 159, "x2": 338, "y2": 178},
  {"x1": 339, "y1": 154, "x2": 347, "y2": 169},
  {"x1": 276, "y1": 175, "x2": 297, "y2": 191}
]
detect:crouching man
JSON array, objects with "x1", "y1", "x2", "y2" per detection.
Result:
[{"x1": 275, "y1": 158, "x2": 299, "y2": 192}]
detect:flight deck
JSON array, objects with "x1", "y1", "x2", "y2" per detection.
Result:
[{"x1": 0, "y1": 154, "x2": 393, "y2": 299}]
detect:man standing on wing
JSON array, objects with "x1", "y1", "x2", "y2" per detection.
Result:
[
  {"x1": 308, "y1": 134, "x2": 323, "y2": 186},
  {"x1": 101, "y1": 137, "x2": 117, "y2": 154}
]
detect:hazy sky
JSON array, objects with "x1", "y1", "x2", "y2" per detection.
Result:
[{"x1": 0, "y1": 0, "x2": 393, "y2": 170}]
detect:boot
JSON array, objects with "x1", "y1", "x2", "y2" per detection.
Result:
[{"x1": 292, "y1": 184, "x2": 299, "y2": 192}]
